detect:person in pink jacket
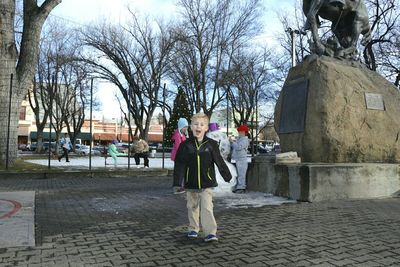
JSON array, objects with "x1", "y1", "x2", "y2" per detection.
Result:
[
  {"x1": 171, "y1": 117, "x2": 189, "y2": 194},
  {"x1": 171, "y1": 118, "x2": 189, "y2": 161}
]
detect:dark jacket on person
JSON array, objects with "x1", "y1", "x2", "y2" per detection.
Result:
[{"x1": 173, "y1": 136, "x2": 232, "y2": 189}]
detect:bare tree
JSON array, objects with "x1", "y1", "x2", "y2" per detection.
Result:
[
  {"x1": 0, "y1": 0, "x2": 60, "y2": 165},
  {"x1": 384, "y1": 33, "x2": 400, "y2": 88},
  {"x1": 276, "y1": 2, "x2": 310, "y2": 66},
  {"x1": 222, "y1": 48, "x2": 272, "y2": 127},
  {"x1": 220, "y1": 47, "x2": 272, "y2": 153},
  {"x1": 30, "y1": 19, "x2": 74, "y2": 153},
  {"x1": 30, "y1": 20, "x2": 94, "y2": 154},
  {"x1": 58, "y1": 59, "x2": 93, "y2": 148},
  {"x1": 363, "y1": 0, "x2": 399, "y2": 88},
  {"x1": 169, "y1": 0, "x2": 264, "y2": 118},
  {"x1": 269, "y1": 0, "x2": 312, "y2": 95},
  {"x1": 81, "y1": 13, "x2": 175, "y2": 141},
  {"x1": 27, "y1": 78, "x2": 52, "y2": 153}
]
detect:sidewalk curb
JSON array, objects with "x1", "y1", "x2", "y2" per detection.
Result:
[{"x1": 0, "y1": 169, "x2": 173, "y2": 179}]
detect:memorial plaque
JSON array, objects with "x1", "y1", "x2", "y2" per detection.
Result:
[
  {"x1": 279, "y1": 79, "x2": 309, "y2": 134},
  {"x1": 365, "y1": 93, "x2": 385, "y2": 110}
]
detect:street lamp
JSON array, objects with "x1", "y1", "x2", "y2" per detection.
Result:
[
  {"x1": 162, "y1": 83, "x2": 166, "y2": 169},
  {"x1": 6, "y1": 74, "x2": 13, "y2": 170},
  {"x1": 47, "y1": 74, "x2": 56, "y2": 169},
  {"x1": 255, "y1": 89, "x2": 258, "y2": 151},
  {"x1": 127, "y1": 85, "x2": 132, "y2": 169},
  {"x1": 226, "y1": 90, "x2": 229, "y2": 136},
  {"x1": 285, "y1": 27, "x2": 306, "y2": 67},
  {"x1": 89, "y1": 78, "x2": 93, "y2": 171}
]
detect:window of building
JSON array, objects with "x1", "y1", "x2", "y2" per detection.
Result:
[{"x1": 19, "y1": 106, "x2": 26, "y2": 120}]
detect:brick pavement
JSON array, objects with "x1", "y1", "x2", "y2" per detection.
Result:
[{"x1": 0, "y1": 175, "x2": 400, "y2": 266}]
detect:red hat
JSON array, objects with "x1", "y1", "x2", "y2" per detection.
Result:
[{"x1": 237, "y1": 124, "x2": 249, "y2": 133}]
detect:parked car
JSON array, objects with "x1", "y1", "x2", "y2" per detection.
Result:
[
  {"x1": 156, "y1": 146, "x2": 172, "y2": 153},
  {"x1": 257, "y1": 144, "x2": 269, "y2": 154},
  {"x1": 27, "y1": 143, "x2": 37, "y2": 151},
  {"x1": 265, "y1": 143, "x2": 274, "y2": 152},
  {"x1": 273, "y1": 143, "x2": 281, "y2": 153},
  {"x1": 27, "y1": 142, "x2": 60, "y2": 153},
  {"x1": 43, "y1": 142, "x2": 60, "y2": 153},
  {"x1": 92, "y1": 145, "x2": 107, "y2": 155},
  {"x1": 18, "y1": 144, "x2": 28, "y2": 151},
  {"x1": 149, "y1": 142, "x2": 162, "y2": 150},
  {"x1": 75, "y1": 144, "x2": 88, "y2": 155},
  {"x1": 115, "y1": 143, "x2": 130, "y2": 153},
  {"x1": 248, "y1": 143, "x2": 273, "y2": 154},
  {"x1": 74, "y1": 144, "x2": 100, "y2": 156}
]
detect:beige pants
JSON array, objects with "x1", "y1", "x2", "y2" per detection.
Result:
[{"x1": 186, "y1": 188, "x2": 217, "y2": 236}]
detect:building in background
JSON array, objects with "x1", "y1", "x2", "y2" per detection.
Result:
[
  {"x1": 17, "y1": 100, "x2": 35, "y2": 145},
  {"x1": 210, "y1": 108, "x2": 260, "y2": 138},
  {"x1": 18, "y1": 101, "x2": 276, "y2": 148},
  {"x1": 18, "y1": 99, "x2": 163, "y2": 147}
]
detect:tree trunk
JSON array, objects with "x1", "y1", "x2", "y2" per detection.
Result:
[
  {"x1": 0, "y1": 0, "x2": 61, "y2": 166},
  {"x1": 395, "y1": 72, "x2": 400, "y2": 89},
  {"x1": 0, "y1": 0, "x2": 18, "y2": 165},
  {"x1": 36, "y1": 130, "x2": 45, "y2": 153}
]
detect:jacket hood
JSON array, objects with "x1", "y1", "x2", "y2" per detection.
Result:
[{"x1": 177, "y1": 118, "x2": 189, "y2": 137}]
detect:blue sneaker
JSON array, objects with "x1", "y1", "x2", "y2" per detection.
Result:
[
  {"x1": 187, "y1": 231, "x2": 198, "y2": 238},
  {"x1": 204, "y1": 234, "x2": 218, "y2": 242}
]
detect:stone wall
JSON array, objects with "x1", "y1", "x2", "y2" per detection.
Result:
[
  {"x1": 274, "y1": 56, "x2": 400, "y2": 163},
  {"x1": 246, "y1": 155, "x2": 400, "y2": 202}
]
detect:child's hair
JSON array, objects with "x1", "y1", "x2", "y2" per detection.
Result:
[{"x1": 191, "y1": 112, "x2": 209, "y2": 124}]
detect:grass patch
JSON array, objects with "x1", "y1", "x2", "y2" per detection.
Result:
[{"x1": 0, "y1": 159, "x2": 49, "y2": 172}]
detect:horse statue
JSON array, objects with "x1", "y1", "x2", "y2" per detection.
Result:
[{"x1": 303, "y1": 0, "x2": 371, "y2": 59}]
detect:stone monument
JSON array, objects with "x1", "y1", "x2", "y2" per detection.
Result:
[
  {"x1": 247, "y1": 0, "x2": 400, "y2": 201},
  {"x1": 275, "y1": 0, "x2": 400, "y2": 163},
  {"x1": 274, "y1": 56, "x2": 400, "y2": 163}
]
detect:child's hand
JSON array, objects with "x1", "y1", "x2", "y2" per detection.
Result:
[{"x1": 173, "y1": 187, "x2": 186, "y2": 194}]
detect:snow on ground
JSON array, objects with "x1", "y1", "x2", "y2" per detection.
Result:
[
  {"x1": 25, "y1": 156, "x2": 175, "y2": 169},
  {"x1": 25, "y1": 156, "x2": 296, "y2": 208},
  {"x1": 215, "y1": 192, "x2": 296, "y2": 208}
]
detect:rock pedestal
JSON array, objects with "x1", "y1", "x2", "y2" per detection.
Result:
[{"x1": 274, "y1": 56, "x2": 400, "y2": 163}]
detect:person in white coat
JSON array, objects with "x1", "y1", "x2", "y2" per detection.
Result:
[
  {"x1": 58, "y1": 133, "x2": 71, "y2": 162},
  {"x1": 206, "y1": 122, "x2": 237, "y2": 194},
  {"x1": 230, "y1": 125, "x2": 250, "y2": 193}
]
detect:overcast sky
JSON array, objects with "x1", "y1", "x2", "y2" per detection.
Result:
[{"x1": 50, "y1": 0, "x2": 298, "y2": 120}]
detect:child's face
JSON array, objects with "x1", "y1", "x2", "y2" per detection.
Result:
[
  {"x1": 238, "y1": 131, "x2": 246, "y2": 137},
  {"x1": 191, "y1": 118, "x2": 208, "y2": 140},
  {"x1": 181, "y1": 127, "x2": 188, "y2": 134}
]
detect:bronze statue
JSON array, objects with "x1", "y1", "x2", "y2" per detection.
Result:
[{"x1": 303, "y1": 0, "x2": 371, "y2": 59}]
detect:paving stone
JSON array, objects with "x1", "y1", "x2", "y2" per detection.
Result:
[
  {"x1": 312, "y1": 263, "x2": 336, "y2": 267},
  {"x1": 1, "y1": 176, "x2": 400, "y2": 266}
]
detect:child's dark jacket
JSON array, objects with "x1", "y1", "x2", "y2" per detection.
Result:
[{"x1": 173, "y1": 136, "x2": 232, "y2": 189}]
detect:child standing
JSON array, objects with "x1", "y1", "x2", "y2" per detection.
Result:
[
  {"x1": 173, "y1": 113, "x2": 232, "y2": 242},
  {"x1": 230, "y1": 124, "x2": 250, "y2": 193},
  {"x1": 170, "y1": 118, "x2": 189, "y2": 161},
  {"x1": 171, "y1": 118, "x2": 189, "y2": 194}
]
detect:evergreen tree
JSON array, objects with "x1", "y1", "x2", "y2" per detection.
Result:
[{"x1": 164, "y1": 88, "x2": 192, "y2": 147}]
